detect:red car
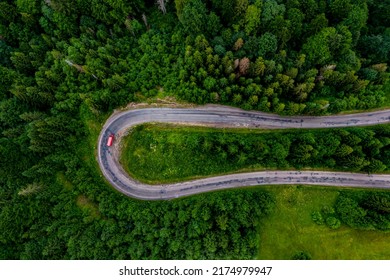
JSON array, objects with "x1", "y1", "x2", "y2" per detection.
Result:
[{"x1": 106, "y1": 134, "x2": 115, "y2": 147}]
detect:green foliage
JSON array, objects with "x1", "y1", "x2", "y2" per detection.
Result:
[
  {"x1": 261, "y1": 0, "x2": 285, "y2": 26},
  {"x1": 311, "y1": 211, "x2": 324, "y2": 225},
  {"x1": 210, "y1": 0, "x2": 248, "y2": 25},
  {"x1": 325, "y1": 217, "x2": 341, "y2": 229},
  {"x1": 258, "y1": 33, "x2": 278, "y2": 57},
  {"x1": 359, "y1": 35, "x2": 390, "y2": 64},
  {"x1": 333, "y1": 191, "x2": 390, "y2": 231},
  {"x1": 173, "y1": 0, "x2": 389, "y2": 115},
  {"x1": 329, "y1": 0, "x2": 353, "y2": 20},
  {"x1": 302, "y1": 27, "x2": 336, "y2": 65},
  {"x1": 244, "y1": 4, "x2": 261, "y2": 36},
  {"x1": 180, "y1": 0, "x2": 208, "y2": 35},
  {"x1": 312, "y1": 189, "x2": 390, "y2": 232}
]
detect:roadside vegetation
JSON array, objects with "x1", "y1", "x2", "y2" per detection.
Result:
[{"x1": 121, "y1": 123, "x2": 390, "y2": 183}]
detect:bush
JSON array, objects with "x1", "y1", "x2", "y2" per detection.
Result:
[
  {"x1": 311, "y1": 211, "x2": 324, "y2": 225},
  {"x1": 326, "y1": 217, "x2": 341, "y2": 230}
]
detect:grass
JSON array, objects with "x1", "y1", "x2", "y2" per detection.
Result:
[{"x1": 258, "y1": 185, "x2": 390, "y2": 260}]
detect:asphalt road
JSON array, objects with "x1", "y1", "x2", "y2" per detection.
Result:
[{"x1": 97, "y1": 105, "x2": 390, "y2": 200}]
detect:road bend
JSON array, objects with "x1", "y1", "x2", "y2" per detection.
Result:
[{"x1": 97, "y1": 105, "x2": 390, "y2": 200}]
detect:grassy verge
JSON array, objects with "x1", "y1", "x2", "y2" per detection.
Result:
[{"x1": 258, "y1": 185, "x2": 390, "y2": 259}]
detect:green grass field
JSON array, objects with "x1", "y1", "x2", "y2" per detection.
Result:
[{"x1": 258, "y1": 185, "x2": 390, "y2": 259}]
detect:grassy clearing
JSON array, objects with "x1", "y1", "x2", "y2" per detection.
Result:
[{"x1": 258, "y1": 185, "x2": 390, "y2": 260}]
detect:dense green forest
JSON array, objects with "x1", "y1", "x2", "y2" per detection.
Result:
[
  {"x1": 1, "y1": 0, "x2": 390, "y2": 259},
  {"x1": 122, "y1": 124, "x2": 390, "y2": 183}
]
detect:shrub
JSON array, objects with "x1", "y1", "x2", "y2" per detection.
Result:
[{"x1": 326, "y1": 216, "x2": 341, "y2": 230}]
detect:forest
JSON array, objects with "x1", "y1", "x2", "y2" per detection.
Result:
[{"x1": 0, "y1": 0, "x2": 390, "y2": 259}]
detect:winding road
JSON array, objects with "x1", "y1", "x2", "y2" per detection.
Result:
[{"x1": 97, "y1": 105, "x2": 390, "y2": 200}]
